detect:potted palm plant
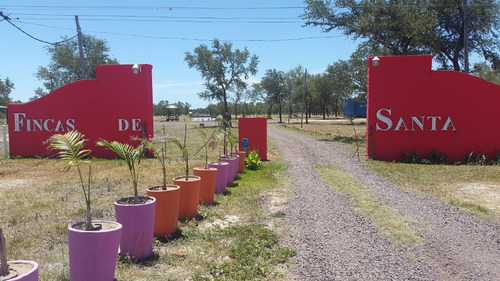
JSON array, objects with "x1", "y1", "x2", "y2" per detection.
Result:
[
  {"x1": 144, "y1": 130, "x2": 181, "y2": 237},
  {"x1": 193, "y1": 126, "x2": 218, "y2": 204},
  {"x1": 1, "y1": 228, "x2": 39, "y2": 281},
  {"x1": 218, "y1": 127, "x2": 238, "y2": 186},
  {"x1": 48, "y1": 131, "x2": 121, "y2": 281},
  {"x1": 97, "y1": 139, "x2": 156, "y2": 260},
  {"x1": 171, "y1": 124, "x2": 201, "y2": 219}
]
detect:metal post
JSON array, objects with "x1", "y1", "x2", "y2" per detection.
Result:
[
  {"x1": 2, "y1": 125, "x2": 7, "y2": 158},
  {"x1": 301, "y1": 69, "x2": 307, "y2": 128},
  {"x1": 463, "y1": 0, "x2": 469, "y2": 73},
  {"x1": 75, "y1": 15, "x2": 86, "y2": 79}
]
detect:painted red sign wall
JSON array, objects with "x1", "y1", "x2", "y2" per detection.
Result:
[
  {"x1": 366, "y1": 55, "x2": 500, "y2": 162},
  {"x1": 238, "y1": 117, "x2": 267, "y2": 161},
  {"x1": 7, "y1": 64, "x2": 154, "y2": 158}
]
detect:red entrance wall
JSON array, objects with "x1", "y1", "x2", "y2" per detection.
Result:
[
  {"x1": 366, "y1": 55, "x2": 500, "y2": 162},
  {"x1": 238, "y1": 117, "x2": 267, "y2": 161},
  {"x1": 7, "y1": 64, "x2": 154, "y2": 158}
]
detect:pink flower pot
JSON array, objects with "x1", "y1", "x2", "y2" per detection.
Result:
[
  {"x1": 4, "y1": 260, "x2": 38, "y2": 281},
  {"x1": 114, "y1": 196, "x2": 156, "y2": 259},
  {"x1": 68, "y1": 220, "x2": 122, "y2": 281},
  {"x1": 218, "y1": 155, "x2": 238, "y2": 185},
  {"x1": 208, "y1": 161, "x2": 229, "y2": 193}
]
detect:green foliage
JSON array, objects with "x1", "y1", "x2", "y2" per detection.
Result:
[
  {"x1": 47, "y1": 131, "x2": 93, "y2": 230},
  {"x1": 144, "y1": 127, "x2": 170, "y2": 189},
  {"x1": 0, "y1": 76, "x2": 14, "y2": 106},
  {"x1": 185, "y1": 39, "x2": 259, "y2": 115},
  {"x1": 97, "y1": 139, "x2": 143, "y2": 204},
  {"x1": 245, "y1": 150, "x2": 262, "y2": 171},
  {"x1": 170, "y1": 124, "x2": 190, "y2": 179},
  {"x1": 204, "y1": 224, "x2": 296, "y2": 280},
  {"x1": 35, "y1": 34, "x2": 119, "y2": 93}
]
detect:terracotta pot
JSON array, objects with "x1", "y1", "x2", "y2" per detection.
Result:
[
  {"x1": 147, "y1": 185, "x2": 180, "y2": 237},
  {"x1": 193, "y1": 167, "x2": 218, "y2": 204},
  {"x1": 68, "y1": 220, "x2": 122, "y2": 281},
  {"x1": 114, "y1": 196, "x2": 156, "y2": 259},
  {"x1": 231, "y1": 151, "x2": 246, "y2": 173},
  {"x1": 3, "y1": 260, "x2": 38, "y2": 281},
  {"x1": 173, "y1": 176, "x2": 201, "y2": 219},
  {"x1": 218, "y1": 155, "x2": 238, "y2": 185},
  {"x1": 208, "y1": 161, "x2": 229, "y2": 193}
]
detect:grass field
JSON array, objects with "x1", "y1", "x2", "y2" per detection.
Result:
[{"x1": 0, "y1": 121, "x2": 294, "y2": 280}]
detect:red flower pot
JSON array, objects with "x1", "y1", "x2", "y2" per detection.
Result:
[
  {"x1": 147, "y1": 185, "x2": 180, "y2": 236},
  {"x1": 193, "y1": 167, "x2": 218, "y2": 204},
  {"x1": 173, "y1": 176, "x2": 201, "y2": 219}
]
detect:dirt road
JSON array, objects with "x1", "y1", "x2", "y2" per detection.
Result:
[{"x1": 268, "y1": 125, "x2": 500, "y2": 281}]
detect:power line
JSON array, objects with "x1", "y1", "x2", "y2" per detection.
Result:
[{"x1": 0, "y1": 11, "x2": 78, "y2": 45}]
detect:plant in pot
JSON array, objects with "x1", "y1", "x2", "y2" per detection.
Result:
[
  {"x1": 171, "y1": 124, "x2": 201, "y2": 219},
  {"x1": 192, "y1": 126, "x2": 219, "y2": 204},
  {"x1": 97, "y1": 139, "x2": 156, "y2": 260},
  {"x1": 48, "y1": 131, "x2": 121, "y2": 281},
  {"x1": 1, "y1": 228, "x2": 39, "y2": 281},
  {"x1": 207, "y1": 131, "x2": 230, "y2": 194},
  {"x1": 227, "y1": 130, "x2": 245, "y2": 176},
  {"x1": 144, "y1": 130, "x2": 181, "y2": 237}
]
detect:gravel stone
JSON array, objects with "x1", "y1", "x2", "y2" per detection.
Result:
[{"x1": 269, "y1": 125, "x2": 500, "y2": 281}]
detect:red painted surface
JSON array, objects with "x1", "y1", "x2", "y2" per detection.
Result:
[
  {"x1": 238, "y1": 117, "x2": 267, "y2": 161},
  {"x1": 366, "y1": 55, "x2": 500, "y2": 162},
  {"x1": 7, "y1": 64, "x2": 154, "y2": 158}
]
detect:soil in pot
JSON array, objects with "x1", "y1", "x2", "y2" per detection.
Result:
[
  {"x1": 173, "y1": 176, "x2": 201, "y2": 219},
  {"x1": 147, "y1": 185, "x2": 180, "y2": 236},
  {"x1": 193, "y1": 167, "x2": 218, "y2": 204},
  {"x1": 3, "y1": 260, "x2": 38, "y2": 281}
]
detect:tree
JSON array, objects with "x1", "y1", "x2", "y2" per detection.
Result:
[
  {"x1": 326, "y1": 60, "x2": 354, "y2": 116},
  {"x1": 472, "y1": 62, "x2": 500, "y2": 84},
  {"x1": 260, "y1": 69, "x2": 286, "y2": 122},
  {"x1": 184, "y1": 39, "x2": 259, "y2": 119},
  {"x1": 302, "y1": 0, "x2": 500, "y2": 71},
  {"x1": 0, "y1": 77, "x2": 14, "y2": 105},
  {"x1": 35, "y1": 34, "x2": 118, "y2": 93}
]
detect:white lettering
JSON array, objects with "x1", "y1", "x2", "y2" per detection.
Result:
[
  {"x1": 376, "y1": 108, "x2": 392, "y2": 131},
  {"x1": 131, "y1": 119, "x2": 141, "y2": 131},
  {"x1": 441, "y1": 117, "x2": 456, "y2": 131},
  {"x1": 13, "y1": 113, "x2": 26, "y2": 132},
  {"x1": 410, "y1": 116, "x2": 425, "y2": 131},
  {"x1": 427, "y1": 116, "x2": 441, "y2": 131},
  {"x1": 43, "y1": 119, "x2": 55, "y2": 132},
  {"x1": 66, "y1": 119, "x2": 75, "y2": 131},
  {"x1": 118, "y1": 119, "x2": 129, "y2": 131},
  {"x1": 394, "y1": 117, "x2": 409, "y2": 131}
]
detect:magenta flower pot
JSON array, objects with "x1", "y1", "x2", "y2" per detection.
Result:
[
  {"x1": 4, "y1": 260, "x2": 39, "y2": 281},
  {"x1": 114, "y1": 195, "x2": 156, "y2": 259},
  {"x1": 230, "y1": 154, "x2": 239, "y2": 179},
  {"x1": 218, "y1": 155, "x2": 238, "y2": 185},
  {"x1": 68, "y1": 220, "x2": 122, "y2": 281},
  {"x1": 208, "y1": 161, "x2": 229, "y2": 193}
]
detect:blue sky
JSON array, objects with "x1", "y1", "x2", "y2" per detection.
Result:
[{"x1": 0, "y1": 1, "x2": 359, "y2": 109}]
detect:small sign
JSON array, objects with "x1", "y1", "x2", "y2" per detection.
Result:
[{"x1": 240, "y1": 138, "x2": 249, "y2": 148}]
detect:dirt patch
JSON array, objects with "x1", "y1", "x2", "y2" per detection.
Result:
[{"x1": 457, "y1": 183, "x2": 500, "y2": 212}]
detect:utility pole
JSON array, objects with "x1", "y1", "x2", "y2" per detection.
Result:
[
  {"x1": 75, "y1": 15, "x2": 86, "y2": 79},
  {"x1": 463, "y1": 0, "x2": 469, "y2": 73},
  {"x1": 301, "y1": 69, "x2": 307, "y2": 129}
]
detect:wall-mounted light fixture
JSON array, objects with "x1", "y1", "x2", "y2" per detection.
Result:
[
  {"x1": 132, "y1": 64, "x2": 142, "y2": 74},
  {"x1": 372, "y1": 57, "x2": 380, "y2": 67}
]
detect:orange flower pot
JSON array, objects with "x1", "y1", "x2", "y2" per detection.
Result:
[
  {"x1": 173, "y1": 176, "x2": 201, "y2": 219},
  {"x1": 231, "y1": 151, "x2": 246, "y2": 173},
  {"x1": 193, "y1": 167, "x2": 218, "y2": 204},
  {"x1": 146, "y1": 185, "x2": 180, "y2": 237}
]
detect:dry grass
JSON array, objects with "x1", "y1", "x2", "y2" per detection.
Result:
[{"x1": 0, "y1": 121, "x2": 293, "y2": 280}]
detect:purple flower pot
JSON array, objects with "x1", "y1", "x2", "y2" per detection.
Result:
[
  {"x1": 218, "y1": 155, "x2": 238, "y2": 185},
  {"x1": 208, "y1": 161, "x2": 229, "y2": 193},
  {"x1": 114, "y1": 195, "x2": 156, "y2": 259},
  {"x1": 5, "y1": 260, "x2": 39, "y2": 281},
  {"x1": 68, "y1": 220, "x2": 122, "y2": 281}
]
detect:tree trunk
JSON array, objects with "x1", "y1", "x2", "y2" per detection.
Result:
[
  {"x1": 278, "y1": 99, "x2": 283, "y2": 123},
  {"x1": 0, "y1": 228, "x2": 8, "y2": 277}
]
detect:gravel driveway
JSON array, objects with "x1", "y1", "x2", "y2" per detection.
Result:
[{"x1": 268, "y1": 125, "x2": 500, "y2": 281}]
